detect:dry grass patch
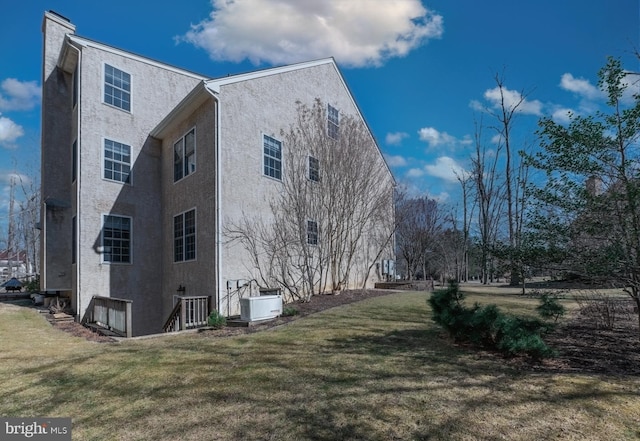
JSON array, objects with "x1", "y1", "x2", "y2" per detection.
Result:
[{"x1": 1, "y1": 292, "x2": 639, "y2": 440}]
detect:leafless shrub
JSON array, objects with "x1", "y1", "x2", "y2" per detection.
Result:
[
  {"x1": 225, "y1": 99, "x2": 394, "y2": 300},
  {"x1": 49, "y1": 297, "x2": 71, "y2": 314},
  {"x1": 573, "y1": 291, "x2": 632, "y2": 329},
  {"x1": 527, "y1": 288, "x2": 569, "y2": 299}
]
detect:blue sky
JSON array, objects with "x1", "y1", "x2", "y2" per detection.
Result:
[{"x1": 1, "y1": 0, "x2": 638, "y2": 231}]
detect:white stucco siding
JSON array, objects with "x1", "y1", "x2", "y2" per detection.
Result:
[
  {"x1": 74, "y1": 45, "x2": 203, "y2": 334},
  {"x1": 41, "y1": 14, "x2": 77, "y2": 293},
  {"x1": 160, "y1": 99, "x2": 218, "y2": 322},
  {"x1": 218, "y1": 62, "x2": 378, "y2": 307},
  {"x1": 43, "y1": 12, "x2": 392, "y2": 333}
]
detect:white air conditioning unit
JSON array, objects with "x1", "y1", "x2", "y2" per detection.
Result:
[{"x1": 240, "y1": 295, "x2": 283, "y2": 322}]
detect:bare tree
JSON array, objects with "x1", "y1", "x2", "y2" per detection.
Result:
[
  {"x1": 0, "y1": 168, "x2": 41, "y2": 282},
  {"x1": 471, "y1": 120, "x2": 505, "y2": 284},
  {"x1": 16, "y1": 173, "x2": 40, "y2": 279},
  {"x1": 487, "y1": 72, "x2": 533, "y2": 286},
  {"x1": 395, "y1": 195, "x2": 443, "y2": 280},
  {"x1": 453, "y1": 170, "x2": 475, "y2": 282},
  {"x1": 226, "y1": 99, "x2": 394, "y2": 300}
]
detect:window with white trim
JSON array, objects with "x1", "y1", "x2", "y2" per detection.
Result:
[
  {"x1": 308, "y1": 156, "x2": 320, "y2": 182},
  {"x1": 104, "y1": 139, "x2": 131, "y2": 184},
  {"x1": 263, "y1": 134, "x2": 282, "y2": 180},
  {"x1": 174, "y1": 209, "x2": 196, "y2": 262},
  {"x1": 307, "y1": 220, "x2": 319, "y2": 246},
  {"x1": 104, "y1": 64, "x2": 131, "y2": 111},
  {"x1": 174, "y1": 128, "x2": 196, "y2": 182},
  {"x1": 102, "y1": 215, "x2": 131, "y2": 263},
  {"x1": 328, "y1": 104, "x2": 339, "y2": 140}
]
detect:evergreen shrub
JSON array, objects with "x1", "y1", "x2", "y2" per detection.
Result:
[
  {"x1": 428, "y1": 281, "x2": 555, "y2": 359},
  {"x1": 207, "y1": 311, "x2": 227, "y2": 329}
]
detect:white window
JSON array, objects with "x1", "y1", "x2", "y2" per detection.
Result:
[
  {"x1": 174, "y1": 209, "x2": 196, "y2": 262},
  {"x1": 104, "y1": 139, "x2": 131, "y2": 184},
  {"x1": 102, "y1": 215, "x2": 131, "y2": 263},
  {"x1": 104, "y1": 64, "x2": 131, "y2": 111},
  {"x1": 174, "y1": 128, "x2": 196, "y2": 182},
  {"x1": 328, "y1": 104, "x2": 339, "y2": 140},
  {"x1": 308, "y1": 156, "x2": 320, "y2": 182},
  {"x1": 307, "y1": 220, "x2": 319, "y2": 246},
  {"x1": 263, "y1": 135, "x2": 282, "y2": 180}
]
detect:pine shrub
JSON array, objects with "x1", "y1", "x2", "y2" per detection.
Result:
[
  {"x1": 428, "y1": 282, "x2": 555, "y2": 359},
  {"x1": 282, "y1": 306, "x2": 299, "y2": 317},
  {"x1": 494, "y1": 315, "x2": 555, "y2": 359},
  {"x1": 536, "y1": 293, "x2": 566, "y2": 322},
  {"x1": 207, "y1": 311, "x2": 227, "y2": 329}
]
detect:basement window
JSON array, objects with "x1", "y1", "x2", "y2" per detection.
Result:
[{"x1": 102, "y1": 215, "x2": 132, "y2": 264}]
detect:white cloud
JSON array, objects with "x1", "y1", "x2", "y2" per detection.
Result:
[
  {"x1": 460, "y1": 134, "x2": 472, "y2": 145},
  {"x1": 406, "y1": 167, "x2": 425, "y2": 178},
  {"x1": 0, "y1": 173, "x2": 31, "y2": 186},
  {"x1": 559, "y1": 71, "x2": 640, "y2": 108},
  {"x1": 0, "y1": 114, "x2": 24, "y2": 147},
  {"x1": 396, "y1": 182, "x2": 449, "y2": 201},
  {"x1": 559, "y1": 73, "x2": 602, "y2": 101},
  {"x1": 621, "y1": 71, "x2": 640, "y2": 105},
  {"x1": 0, "y1": 173, "x2": 31, "y2": 213},
  {"x1": 424, "y1": 156, "x2": 468, "y2": 183},
  {"x1": 418, "y1": 127, "x2": 457, "y2": 147},
  {"x1": 385, "y1": 131, "x2": 409, "y2": 146},
  {"x1": 385, "y1": 154, "x2": 408, "y2": 167},
  {"x1": 490, "y1": 133, "x2": 502, "y2": 145},
  {"x1": 551, "y1": 107, "x2": 574, "y2": 125},
  {"x1": 483, "y1": 86, "x2": 543, "y2": 115},
  {"x1": 181, "y1": 0, "x2": 444, "y2": 67},
  {"x1": 469, "y1": 99, "x2": 484, "y2": 112},
  {"x1": 430, "y1": 191, "x2": 450, "y2": 202},
  {"x1": 0, "y1": 79, "x2": 41, "y2": 111}
]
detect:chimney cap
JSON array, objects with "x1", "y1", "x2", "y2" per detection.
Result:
[{"x1": 48, "y1": 10, "x2": 71, "y2": 22}]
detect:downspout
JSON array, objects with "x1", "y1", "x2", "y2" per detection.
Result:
[
  {"x1": 203, "y1": 86, "x2": 222, "y2": 314},
  {"x1": 40, "y1": 200, "x2": 46, "y2": 289},
  {"x1": 69, "y1": 43, "x2": 82, "y2": 320}
]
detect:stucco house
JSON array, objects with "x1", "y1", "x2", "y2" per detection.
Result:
[{"x1": 40, "y1": 11, "x2": 395, "y2": 336}]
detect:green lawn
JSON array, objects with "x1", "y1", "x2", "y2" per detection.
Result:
[{"x1": 1, "y1": 291, "x2": 639, "y2": 440}]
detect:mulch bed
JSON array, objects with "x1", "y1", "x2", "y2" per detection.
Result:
[
  {"x1": 50, "y1": 319, "x2": 118, "y2": 343},
  {"x1": 48, "y1": 289, "x2": 640, "y2": 376},
  {"x1": 48, "y1": 289, "x2": 397, "y2": 343},
  {"x1": 519, "y1": 313, "x2": 640, "y2": 375}
]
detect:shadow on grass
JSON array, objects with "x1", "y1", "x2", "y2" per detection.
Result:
[
  {"x1": 3, "y1": 294, "x2": 640, "y2": 440},
  {"x1": 274, "y1": 325, "x2": 638, "y2": 441}
]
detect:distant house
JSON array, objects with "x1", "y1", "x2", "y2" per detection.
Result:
[
  {"x1": 0, "y1": 250, "x2": 30, "y2": 283},
  {"x1": 40, "y1": 11, "x2": 394, "y2": 336}
]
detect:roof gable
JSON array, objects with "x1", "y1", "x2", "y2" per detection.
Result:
[
  {"x1": 63, "y1": 34, "x2": 208, "y2": 80},
  {"x1": 205, "y1": 58, "x2": 337, "y2": 92}
]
